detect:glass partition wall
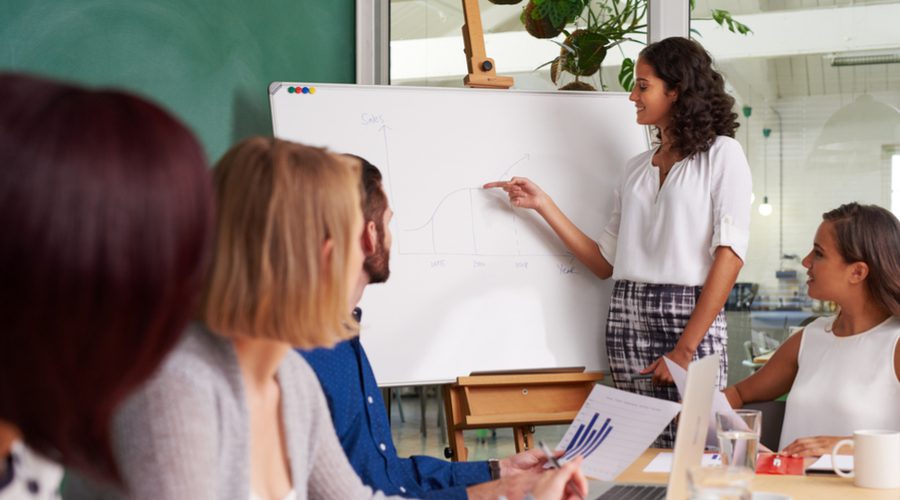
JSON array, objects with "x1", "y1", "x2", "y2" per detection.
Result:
[
  {"x1": 389, "y1": 0, "x2": 900, "y2": 348},
  {"x1": 383, "y1": 1, "x2": 900, "y2": 439}
]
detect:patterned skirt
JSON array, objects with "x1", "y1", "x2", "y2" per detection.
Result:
[{"x1": 605, "y1": 280, "x2": 728, "y2": 448}]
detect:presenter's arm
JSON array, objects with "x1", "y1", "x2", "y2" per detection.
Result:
[
  {"x1": 483, "y1": 177, "x2": 613, "y2": 279},
  {"x1": 641, "y1": 246, "x2": 743, "y2": 384}
]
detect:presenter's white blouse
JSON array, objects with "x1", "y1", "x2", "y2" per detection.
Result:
[{"x1": 597, "y1": 136, "x2": 751, "y2": 286}]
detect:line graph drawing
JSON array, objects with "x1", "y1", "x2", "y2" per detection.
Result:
[
  {"x1": 562, "y1": 413, "x2": 614, "y2": 461},
  {"x1": 377, "y1": 125, "x2": 571, "y2": 258}
]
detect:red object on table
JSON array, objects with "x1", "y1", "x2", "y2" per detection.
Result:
[{"x1": 756, "y1": 453, "x2": 805, "y2": 475}]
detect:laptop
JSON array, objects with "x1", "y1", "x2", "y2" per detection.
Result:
[{"x1": 588, "y1": 354, "x2": 720, "y2": 500}]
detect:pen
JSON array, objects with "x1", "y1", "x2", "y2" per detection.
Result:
[
  {"x1": 538, "y1": 440, "x2": 584, "y2": 500},
  {"x1": 630, "y1": 373, "x2": 653, "y2": 380}
]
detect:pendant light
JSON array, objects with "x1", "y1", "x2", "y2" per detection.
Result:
[{"x1": 758, "y1": 127, "x2": 773, "y2": 216}]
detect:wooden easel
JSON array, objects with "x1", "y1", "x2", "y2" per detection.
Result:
[
  {"x1": 442, "y1": 370, "x2": 603, "y2": 461},
  {"x1": 461, "y1": 0, "x2": 514, "y2": 89}
]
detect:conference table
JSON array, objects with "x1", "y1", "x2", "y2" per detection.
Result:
[{"x1": 587, "y1": 448, "x2": 900, "y2": 499}]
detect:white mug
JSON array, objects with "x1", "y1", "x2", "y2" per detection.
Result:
[{"x1": 831, "y1": 429, "x2": 900, "y2": 489}]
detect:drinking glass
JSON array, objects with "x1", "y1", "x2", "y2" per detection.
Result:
[
  {"x1": 687, "y1": 465, "x2": 753, "y2": 500},
  {"x1": 716, "y1": 409, "x2": 762, "y2": 471}
]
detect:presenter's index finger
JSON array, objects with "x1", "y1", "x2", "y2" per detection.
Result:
[{"x1": 482, "y1": 180, "x2": 510, "y2": 189}]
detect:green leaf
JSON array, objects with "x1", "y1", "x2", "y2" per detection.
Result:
[
  {"x1": 537, "y1": 2, "x2": 552, "y2": 18},
  {"x1": 711, "y1": 9, "x2": 726, "y2": 24},
  {"x1": 618, "y1": 58, "x2": 635, "y2": 92},
  {"x1": 734, "y1": 20, "x2": 753, "y2": 35},
  {"x1": 549, "y1": 8, "x2": 563, "y2": 27}
]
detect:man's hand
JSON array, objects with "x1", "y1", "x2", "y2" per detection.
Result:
[
  {"x1": 500, "y1": 448, "x2": 561, "y2": 476},
  {"x1": 466, "y1": 472, "x2": 542, "y2": 500},
  {"x1": 529, "y1": 456, "x2": 587, "y2": 500}
]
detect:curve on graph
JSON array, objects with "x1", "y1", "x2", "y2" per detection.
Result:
[
  {"x1": 403, "y1": 187, "x2": 479, "y2": 232},
  {"x1": 402, "y1": 154, "x2": 531, "y2": 233}
]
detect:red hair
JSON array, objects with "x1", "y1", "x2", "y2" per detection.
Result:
[{"x1": 0, "y1": 73, "x2": 213, "y2": 482}]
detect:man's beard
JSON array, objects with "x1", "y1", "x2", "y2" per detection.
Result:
[{"x1": 364, "y1": 239, "x2": 390, "y2": 284}]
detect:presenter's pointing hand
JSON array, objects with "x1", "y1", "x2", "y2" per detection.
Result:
[{"x1": 483, "y1": 176, "x2": 549, "y2": 212}]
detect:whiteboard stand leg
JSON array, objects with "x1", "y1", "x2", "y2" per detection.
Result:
[
  {"x1": 418, "y1": 386, "x2": 427, "y2": 438},
  {"x1": 438, "y1": 396, "x2": 446, "y2": 444},
  {"x1": 443, "y1": 383, "x2": 468, "y2": 461},
  {"x1": 513, "y1": 425, "x2": 535, "y2": 453}
]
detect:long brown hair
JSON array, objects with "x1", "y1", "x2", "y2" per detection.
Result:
[
  {"x1": 202, "y1": 138, "x2": 360, "y2": 347},
  {"x1": 823, "y1": 203, "x2": 900, "y2": 316}
]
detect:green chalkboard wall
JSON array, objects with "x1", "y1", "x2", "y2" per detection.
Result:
[{"x1": 0, "y1": 0, "x2": 355, "y2": 161}]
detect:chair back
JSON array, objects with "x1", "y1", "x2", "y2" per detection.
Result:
[{"x1": 744, "y1": 400, "x2": 786, "y2": 451}]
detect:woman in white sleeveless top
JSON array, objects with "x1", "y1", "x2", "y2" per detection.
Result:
[{"x1": 725, "y1": 203, "x2": 900, "y2": 455}]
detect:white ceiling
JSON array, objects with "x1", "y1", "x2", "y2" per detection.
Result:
[
  {"x1": 389, "y1": 0, "x2": 900, "y2": 100},
  {"x1": 391, "y1": 0, "x2": 896, "y2": 39}
]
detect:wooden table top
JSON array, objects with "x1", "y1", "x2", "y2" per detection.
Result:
[{"x1": 593, "y1": 448, "x2": 900, "y2": 500}]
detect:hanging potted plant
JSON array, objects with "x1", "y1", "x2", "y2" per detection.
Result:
[
  {"x1": 519, "y1": 0, "x2": 588, "y2": 39},
  {"x1": 507, "y1": 0, "x2": 751, "y2": 91}
]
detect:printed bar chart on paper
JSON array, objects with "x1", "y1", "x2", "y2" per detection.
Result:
[
  {"x1": 562, "y1": 413, "x2": 614, "y2": 461},
  {"x1": 556, "y1": 385, "x2": 681, "y2": 480}
]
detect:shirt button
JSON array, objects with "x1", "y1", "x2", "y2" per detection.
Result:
[
  {"x1": 379, "y1": 443, "x2": 387, "y2": 452},
  {"x1": 367, "y1": 396, "x2": 374, "y2": 404},
  {"x1": 399, "y1": 486, "x2": 407, "y2": 493}
]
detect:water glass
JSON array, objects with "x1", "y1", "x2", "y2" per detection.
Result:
[
  {"x1": 687, "y1": 465, "x2": 753, "y2": 500},
  {"x1": 716, "y1": 409, "x2": 762, "y2": 471}
]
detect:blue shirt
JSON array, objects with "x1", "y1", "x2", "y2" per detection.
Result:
[{"x1": 300, "y1": 310, "x2": 490, "y2": 499}]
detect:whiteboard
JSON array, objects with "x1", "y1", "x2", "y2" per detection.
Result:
[{"x1": 270, "y1": 83, "x2": 648, "y2": 386}]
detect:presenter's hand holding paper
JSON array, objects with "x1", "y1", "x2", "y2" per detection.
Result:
[
  {"x1": 641, "y1": 347, "x2": 692, "y2": 385},
  {"x1": 483, "y1": 177, "x2": 550, "y2": 212}
]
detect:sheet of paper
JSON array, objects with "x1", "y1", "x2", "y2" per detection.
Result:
[
  {"x1": 642, "y1": 452, "x2": 722, "y2": 473},
  {"x1": 663, "y1": 357, "x2": 744, "y2": 447},
  {"x1": 807, "y1": 454, "x2": 854, "y2": 472},
  {"x1": 555, "y1": 384, "x2": 682, "y2": 480}
]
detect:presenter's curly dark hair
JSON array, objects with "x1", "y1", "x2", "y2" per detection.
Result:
[{"x1": 639, "y1": 37, "x2": 739, "y2": 157}]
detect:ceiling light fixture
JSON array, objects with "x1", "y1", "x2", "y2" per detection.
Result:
[{"x1": 828, "y1": 51, "x2": 900, "y2": 67}]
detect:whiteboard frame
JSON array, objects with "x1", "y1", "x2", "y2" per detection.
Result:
[{"x1": 269, "y1": 82, "x2": 652, "y2": 386}]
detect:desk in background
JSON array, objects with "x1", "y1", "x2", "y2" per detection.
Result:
[
  {"x1": 750, "y1": 310, "x2": 818, "y2": 338},
  {"x1": 592, "y1": 448, "x2": 900, "y2": 500}
]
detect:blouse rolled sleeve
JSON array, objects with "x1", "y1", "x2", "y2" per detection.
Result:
[
  {"x1": 708, "y1": 139, "x2": 752, "y2": 262},
  {"x1": 596, "y1": 184, "x2": 622, "y2": 265}
]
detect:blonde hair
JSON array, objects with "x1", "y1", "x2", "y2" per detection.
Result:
[{"x1": 202, "y1": 137, "x2": 360, "y2": 348}]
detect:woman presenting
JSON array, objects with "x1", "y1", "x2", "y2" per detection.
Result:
[{"x1": 485, "y1": 37, "x2": 751, "y2": 447}]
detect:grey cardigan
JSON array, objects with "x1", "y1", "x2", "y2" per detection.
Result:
[{"x1": 63, "y1": 324, "x2": 398, "y2": 500}]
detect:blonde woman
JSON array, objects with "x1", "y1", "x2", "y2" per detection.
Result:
[{"x1": 63, "y1": 138, "x2": 393, "y2": 500}]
